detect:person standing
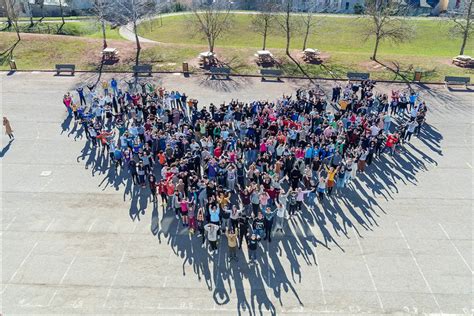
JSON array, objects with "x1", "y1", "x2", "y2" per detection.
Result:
[
  {"x1": 63, "y1": 93, "x2": 73, "y2": 117},
  {"x1": 111, "y1": 78, "x2": 118, "y2": 96},
  {"x1": 404, "y1": 120, "x2": 418, "y2": 142},
  {"x1": 128, "y1": 159, "x2": 138, "y2": 185},
  {"x1": 205, "y1": 223, "x2": 220, "y2": 254},
  {"x1": 76, "y1": 87, "x2": 87, "y2": 106},
  {"x1": 263, "y1": 207, "x2": 276, "y2": 242},
  {"x1": 274, "y1": 201, "x2": 287, "y2": 234},
  {"x1": 196, "y1": 207, "x2": 206, "y2": 246},
  {"x1": 3, "y1": 117, "x2": 14, "y2": 139},
  {"x1": 316, "y1": 176, "x2": 326, "y2": 203},
  {"x1": 247, "y1": 233, "x2": 261, "y2": 264},
  {"x1": 226, "y1": 227, "x2": 239, "y2": 262},
  {"x1": 148, "y1": 174, "x2": 157, "y2": 202},
  {"x1": 237, "y1": 214, "x2": 250, "y2": 249}
]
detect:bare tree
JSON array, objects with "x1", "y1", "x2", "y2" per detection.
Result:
[
  {"x1": 190, "y1": 2, "x2": 233, "y2": 53},
  {"x1": 299, "y1": 0, "x2": 323, "y2": 51},
  {"x1": 251, "y1": 0, "x2": 277, "y2": 50},
  {"x1": 0, "y1": 0, "x2": 13, "y2": 29},
  {"x1": 57, "y1": 0, "x2": 66, "y2": 33},
  {"x1": 0, "y1": 0, "x2": 21, "y2": 65},
  {"x1": 24, "y1": 0, "x2": 35, "y2": 27},
  {"x1": 36, "y1": 0, "x2": 46, "y2": 24},
  {"x1": 277, "y1": 0, "x2": 314, "y2": 83},
  {"x1": 94, "y1": 0, "x2": 110, "y2": 49},
  {"x1": 28, "y1": 0, "x2": 46, "y2": 27},
  {"x1": 449, "y1": 0, "x2": 473, "y2": 55},
  {"x1": 363, "y1": 0, "x2": 413, "y2": 61},
  {"x1": 111, "y1": 0, "x2": 158, "y2": 66}
]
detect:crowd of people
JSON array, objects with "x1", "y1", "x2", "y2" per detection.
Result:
[{"x1": 63, "y1": 77, "x2": 428, "y2": 264}]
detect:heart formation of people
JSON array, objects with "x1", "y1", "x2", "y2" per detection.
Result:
[{"x1": 63, "y1": 78, "x2": 427, "y2": 263}]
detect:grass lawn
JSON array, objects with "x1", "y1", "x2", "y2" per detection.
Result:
[
  {"x1": 138, "y1": 14, "x2": 468, "y2": 58},
  {"x1": 1, "y1": 21, "x2": 122, "y2": 39},
  {"x1": 0, "y1": 12, "x2": 472, "y2": 82},
  {"x1": 0, "y1": 32, "x2": 196, "y2": 72},
  {"x1": 0, "y1": 16, "x2": 94, "y2": 22},
  {"x1": 136, "y1": 13, "x2": 473, "y2": 81}
]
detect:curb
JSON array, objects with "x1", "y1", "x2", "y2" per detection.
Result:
[{"x1": 1, "y1": 69, "x2": 455, "y2": 86}]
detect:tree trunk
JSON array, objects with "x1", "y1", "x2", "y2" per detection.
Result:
[
  {"x1": 285, "y1": 5, "x2": 290, "y2": 55},
  {"x1": 303, "y1": 24, "x2": 310, "y2": 51},
  {"x1": 38, "y1": 5, "x2": 45, "y2": 23},
  {"x1": 58, "y1": 0, "x2": 65, "y2": 33},
  {"x1": 459, "y1": 0, "x2": 473, "y2": 55},
  {"x1": 283, "y1": 1, "x2": 314, "y2": 84},
  {"x1": 133, "y1": 20, "x2": 141, "y2": 66},
  {"x1": 262, "y1": 23, "x2": 268, "y2": 50},
  {"x1": 459, "y1": 33, "x2": 467, "y2": 55},
  {"x1": 207, "y1": 36, "x2": 214, "y2": 53},
  {"x1": 101, "y1": 20, "x2": 107, "y2": 49},
  {"x1": 372, "y1": 35, "x2": 380, "y2": 60}
]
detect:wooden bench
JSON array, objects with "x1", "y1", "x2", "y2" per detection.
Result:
[
  {"x1": 133, "y1": 64, "x2": 152, "y2": 77},
  {"x1": 445, "y1": 76, "x2": 470, "y2": 88},
  {"x1": 347, "y1": 72, "x2": 370, "y2": 81},
  {"x1": 208, "y1": 66, "x2": 231, "y2": 79},
  {"x1": 260, "y1": 68, "x2": 283, "y2": 81},
  {"x1": 55, "y1": 64, "x2": 75, "y2": 76}
]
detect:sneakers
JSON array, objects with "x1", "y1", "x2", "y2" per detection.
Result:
[{"x1": 175, "y1": 215, "x2": 179, "y2": 219}]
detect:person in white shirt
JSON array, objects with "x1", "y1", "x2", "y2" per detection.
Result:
[
  {"x1": 370, "y1": 124, "x2": 380, "y2": 137},
  {"x1": 204, "y1": 223, "x2": 220, "y2": 253},
  {"x1": 274, "y1": 201, "x2": 287, "y2": 234},
  {"x1": 404, "y1": 120, "x2": 418, "y2": 142}
]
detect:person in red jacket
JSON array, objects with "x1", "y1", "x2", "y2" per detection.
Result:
[{"x1": 384, "y1": 132, "x2": 399, "y2": 156}]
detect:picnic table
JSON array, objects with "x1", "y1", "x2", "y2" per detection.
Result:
[
  {"x1": 199, "y1": 51, "x2": 217, "y2": 67},
  {"x1": 452, "y1": 55, "x2": 474, "y2": 68},
  {"x1": 255, "y1": 50, "x2": 275, "y2": 64},
  {"x1": 303, "y1": 48, "x2": 321, "y2": 62},
  {"x1": 102, "y1": 47, "x2": 119, "y2": 61}
]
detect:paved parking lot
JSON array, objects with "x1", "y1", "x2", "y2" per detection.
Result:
[{"x1": 1, "y1": 71, "x2": 472, "y2": 315}]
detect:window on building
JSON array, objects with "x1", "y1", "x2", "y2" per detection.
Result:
[{"x1": 345, "y1": 2, "x2": 349, "y2": 10}]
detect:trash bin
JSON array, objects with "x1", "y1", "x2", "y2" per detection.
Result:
[
  {"x1": 182, "y1": 62, "x2": 189, "y2": 73},
  {"x1": 9, "y1": 59, "x2": 17, "y2": 70},
  {"x1": 414, "y1": 69, "x2": 423, "y2": 82}
]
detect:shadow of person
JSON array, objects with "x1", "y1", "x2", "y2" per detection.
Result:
[
  {"x1": 60, "y1": 114, "x2": 73, "y2": 135},
  {"x1": 0, "y1": 139, "x2": 14, "y2": 158}
]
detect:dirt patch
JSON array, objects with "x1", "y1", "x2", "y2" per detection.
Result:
[{"x1": 359, "y1": 60, "x2": 388, "y2": 72}]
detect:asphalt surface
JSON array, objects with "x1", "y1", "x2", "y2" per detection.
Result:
[{"x1": 1, "y1": 71, "x2": 472, "y2": 315}]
